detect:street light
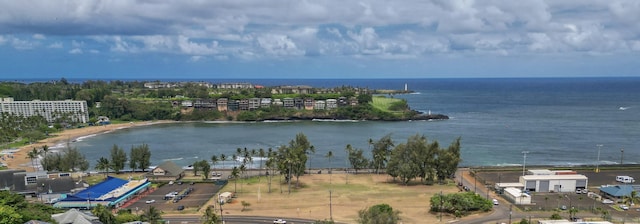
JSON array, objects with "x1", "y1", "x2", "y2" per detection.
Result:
[
  {"x1": 522, "y1": 151, "x2": 530, "y2": 177},
  {"x1": 596, "y1": 144, "x2": 603, "y2": 173},
  {"x1": 620, "y1": 148, "x2": 624, "y2": 165}
]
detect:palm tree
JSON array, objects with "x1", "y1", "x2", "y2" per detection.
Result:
[
  {"x1": 325, "y1": 150, "x2": 334, "y2": 185},
  {"x1": 258, "y1": 148, "x2": 266, "y2": 177},
  {"x1": 220, "y1": 153, "x2": 227, "y2": 170},
  {"x1": 211, "y1": 155, "x2": 219, "y2": 177},
  {"x1": 41, "y1": 145, "x2": 50, "y2": 171},
  {"x1": 307, "y1": 145, "x2": 315, "y2": 175},
  {"x1": 140, "y1": 206, "x2": 163, "y2": 224},
  {"x1": 630, "y1": 190, "x2": 638, "y2": 206},
  {"x1": 26, "y1": 147, "x2": 39, "y2": 171},
  {"x1": 231, "y1": 166, "x2": 240, "y2": 193}
]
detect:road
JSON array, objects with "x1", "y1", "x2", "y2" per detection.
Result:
[{"x1": 162, "y1": 215, "x2": 319, "y2": 224}]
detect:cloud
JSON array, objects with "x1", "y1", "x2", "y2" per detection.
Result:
[
  {"x1": 69, "y1": 48, "x2": 82, "y2": 54},
  {"x1": 32, "y1": 34, "x2": 46, "y2": 39},
  {"x1": 48, "y1": 42, "x2": 63, "y2": 48},
  {"x1": 0, "y1": 0, "x2": 638, "y2": 62}
]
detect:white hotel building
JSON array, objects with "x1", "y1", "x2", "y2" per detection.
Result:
[{"x1": 0, "y1": 97, "x2": 89, "y2": 123}]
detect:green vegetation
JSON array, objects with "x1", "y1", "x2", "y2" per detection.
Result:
[
  {"x1": 358, "y1": 203, "x2": 401, "y2": 224},
  {"x1": 0, "y1": 191, "x2": 61, "y2": 223},
  {"x1": 429, "y1": 192, "x2": 492, "y2": 217}
]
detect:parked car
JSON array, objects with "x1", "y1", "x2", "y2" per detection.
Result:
[
  {"x1": 602, "y1": 199, "x2": 614, "y2": 204},
  {"x1": 145, "y1": 200, "x2": 155, "y2": 204},
  {"x1": 492, "y1": 199, "x2": 499, "y2": 205},
  {"x1": 273, "y1": 219, "x2": 287, "y2": 224},
  {"x1": 620, "y1": 204, "x2": 629, "y2": 210},
  {"x1": 177, "y1": 205, "x2": 185, "y2": 211}
]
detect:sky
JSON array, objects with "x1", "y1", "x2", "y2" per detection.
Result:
[{"x1": 0, "y1": 0, "x2": 639, "y2": 79}]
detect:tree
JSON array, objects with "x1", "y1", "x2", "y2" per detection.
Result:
[
  {"x1": 201, "y1": 206, "x2": 221, "y2": 224},
  {"x1": 370, "y1": 134, "x2": 394, "y2": 174},
  {"x1": 92, "y1": 204, "x2": 117, "y2": 224},
  {"x1": 41, "y1": 145, "x2": 50, "y2": 171},
  {"x1": 220, "y1": 154, "x2": 227, "y2": 170},
  {"x1": 62, "y1": 144, "x2": 89, "y2": 172},
  {"x1": 200, "y1": 160, "x2": 211, "y2": 180},
  {"x1": 26, "y1": 147, "x2": 39, "y2": 171},
  {"x1": 258, "y1": 148, "x2": 266, "y2": 177},
  {"x1": 325, "y1": 150, "x2": 334, "y2": 184},
  {"x1": 95, "y1": 157, "x2": 111, "y2": 176},
  {"x1": 140, "y1": 206, "x2": 163, "y2": 224},
  {"x1": 0, "y1": 205, "x2": 23, "y2": 224},
  {"x1": 231, "y1": 166, "x2": 240, "y2": 193},
  {"x1": 241, "y1": 201, "x2": 251, "y2": 211},
  {"x1": 211, "y1": 155, "x2": 219, "y2": 176},
  {"x1": 109, "y1": 144, "x2": 127, "y2": 173},
  {"x1": 345, "y1": 144, "x2": 369, "y2": 174},
  {"x1": 357, "y1": 203, "x2": 401, "y2": 224}
]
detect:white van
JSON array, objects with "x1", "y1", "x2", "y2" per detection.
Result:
[{"x1": 616, "y1": 176, "x2": 635, "y2": 183}]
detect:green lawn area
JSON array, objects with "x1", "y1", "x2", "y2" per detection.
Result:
[{"x1": 370, "y1": 96, "x2": 403, "y2": 113}]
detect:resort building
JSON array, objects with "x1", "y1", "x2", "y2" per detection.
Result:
[{"x1": 0, "y1": 97, "x2": 89, "y2": 123}]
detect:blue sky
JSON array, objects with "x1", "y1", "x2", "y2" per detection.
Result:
[{"x1": 1, "y1": 0, "x2": 639, "y2": 79}]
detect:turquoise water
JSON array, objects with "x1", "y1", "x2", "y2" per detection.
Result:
[{"x1": 66, "y1": 78, "x2": 640, "y2": 168}]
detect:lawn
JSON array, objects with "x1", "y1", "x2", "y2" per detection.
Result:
[{"x1": 370, "y1": 96, "x2": 404, "y2": 113}]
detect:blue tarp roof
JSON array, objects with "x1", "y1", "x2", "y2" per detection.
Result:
[{"x1": 70, "y1": 176, "x2": 127, "y2": 201}]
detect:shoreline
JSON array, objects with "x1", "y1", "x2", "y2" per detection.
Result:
[{"x1": 2, "y1": 120, "x2": 177, "y2": 171}]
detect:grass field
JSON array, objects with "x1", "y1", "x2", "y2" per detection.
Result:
[{"x1": 370, "y1": 96, "x2": 404, "y2": 113}]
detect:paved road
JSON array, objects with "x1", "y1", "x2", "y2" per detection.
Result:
[{"x1": 162, "y1": 215, "x2": 319, "y2": 224}]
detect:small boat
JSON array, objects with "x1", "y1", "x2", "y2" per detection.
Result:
[{"x1": 619, "y1": 107, "x2": 629, "y2": 111}]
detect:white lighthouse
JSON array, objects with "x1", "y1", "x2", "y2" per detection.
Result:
[{"x1": 404, "y1": 83, "x2": 408, "y2": 92}]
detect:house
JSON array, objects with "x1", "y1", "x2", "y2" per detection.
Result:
[
  {"x1": 599, "y1": 185, "x2": 640, "y2": 202},
  {"x1": 146, "y1": 161, "x2": 184, "y2": 181},
  {"x1": 304, "y1": 98, "x2": 314, "y2": 110},
  {"x1": 51, "y1": 208, "x2": 101, "y2": 224},
  {"x1": 216, "y1": 98, "x2": 228, "y2": 111}
]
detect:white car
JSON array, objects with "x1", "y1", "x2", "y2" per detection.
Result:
[
  {"x1": 492, "y1": 199, "x2": 499, "y2": 205},
  {"x1": 145, "y1": 200, "x2": 155, "y2": 204},
  {"x1": 273, "y1": 219, "x2": 287, "y2": 224},
  {"x1": 602, "y1": 199, "x2": 614, "y2": 204},
  {"x1": 620, "y1": 204, "x2": 629, "y2": 210}
]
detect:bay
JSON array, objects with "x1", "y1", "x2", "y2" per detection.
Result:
[{"x1": 68, "y1": 77, "x2": 640, "y2": 168}]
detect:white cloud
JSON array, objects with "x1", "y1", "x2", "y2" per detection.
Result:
[
  {"x1": 48, "y1": 42, "x2": 63, "y2": 48},
  {"x1": 0, "y1": 0, "x2": 637, "y2": 59},
  {"x1": 256, "y1": 34, "x2": 304, "y2": 56},
  {"x1": 69, "y1": 48, "x2": 82, "y2": 54},
  {"x1": 189, "y1": 55, "x2": 203, "y2": 62}
]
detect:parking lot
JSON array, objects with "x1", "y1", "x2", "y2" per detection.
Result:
[
  {"x1": 125, "y1": 181, "x2": 224, "y2": 212},
  {"x1": 474, "y1": 167, "x2": 640, "y2": 218}
]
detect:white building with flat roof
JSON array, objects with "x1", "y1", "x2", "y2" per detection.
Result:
[
  {"x1": 521, "y1": 174, "x2": 588, "y2": 193},
  {"x1": 0, "y1": 98, "x2": 89, "y2": 123}
]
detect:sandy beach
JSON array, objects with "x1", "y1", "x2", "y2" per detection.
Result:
[{"x1": 2, "y1": 121, "x2": 174, "y2": 172}]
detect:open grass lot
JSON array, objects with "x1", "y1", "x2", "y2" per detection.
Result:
[
  {"x1": 214, "y1": 171, "x2": 460, "y2": 223},
  {"x1": 371, "y1": 96, "x2": 403, "y2": 113}
]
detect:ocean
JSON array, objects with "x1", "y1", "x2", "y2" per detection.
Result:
[{"x1": 62, "y1": 77, "x2": 640, "y2": 168}]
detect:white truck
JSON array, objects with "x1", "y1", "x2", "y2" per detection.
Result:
[{"x1": 616, "y1": 176, "x2": 635, "y2": 183}]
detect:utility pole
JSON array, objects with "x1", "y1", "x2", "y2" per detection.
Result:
[
  {"x1": 329, "y1": 190, "x2": 333, "y2": 221},
  {"x1": 620, "y1": 148, "x2": 624, "y2": 165},
  {"x1": 509, "y1": 204, "x2": 512, "y2": 224},
  {"x1": 596, "y1": 144, "x2": 603, "y2": 173},
  {"x1": 219, "y1": 193, "x2": 224, "y2": 223}
]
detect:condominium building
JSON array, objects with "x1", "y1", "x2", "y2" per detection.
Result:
[{"x1": 0, "y1": 98, "x2": 89, "y2": 123}]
